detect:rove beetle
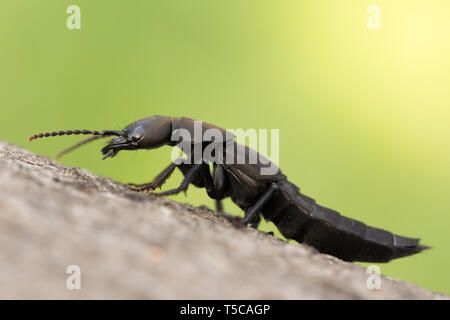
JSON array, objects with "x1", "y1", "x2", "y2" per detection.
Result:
[{"x1": 30, "y1": 115, "x2": 428, "y2": 263}]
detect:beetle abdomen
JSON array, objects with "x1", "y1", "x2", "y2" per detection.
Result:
[{"x1": 262, "y1": 181, "x2": 428, "y2": 262}]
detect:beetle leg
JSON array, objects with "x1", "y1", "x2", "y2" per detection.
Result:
[
  {"x1": 148, "y1": 163, "x2": 203, "y2": 196},
  {"x1": 215, "y1": 200, "x2": 223, "y2": 212},
  {"x1": 249, "y1": 215, "x2": 261, "y2": 229},
  {"x1": 187, "y1": 163, "x2": 226, "y2": 212},
  {"x1": 212, "y1": 165, "x2": 226, "y2": 200},
  {"x1": 196, "y1": 164, "x2": 216, "y2": 199},
  {"x1": 242, "y1": 183, "x2": 279, "y2": 225},
  {"x1": 127, "y1": 158, "x2": 183, "y2": 192},
  {"x1": 212, "y1": 164, "x2": 228, "y2": 212}
]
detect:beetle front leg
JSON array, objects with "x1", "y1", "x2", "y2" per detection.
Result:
[
  {"x1": 127, "y1": 158, "x2": 184, "y2": 193},
  {"x1": 149, "y1": 163, "x2": 203, "y2": 196}
]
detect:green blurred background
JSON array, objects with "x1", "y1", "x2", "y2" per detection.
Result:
[{"x1": 1, "y1": 1, "x2": 449, "y2": 294}]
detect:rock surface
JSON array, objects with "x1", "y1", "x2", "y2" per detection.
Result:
[{"x1": 0, "y1": 141, "x2": 446, "y2": 299}]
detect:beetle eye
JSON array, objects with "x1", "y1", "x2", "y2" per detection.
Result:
[{"x1": 131, "y1": 126, "x2": 145, "y2": 141}]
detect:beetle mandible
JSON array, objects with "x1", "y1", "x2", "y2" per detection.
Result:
[{"x1": 29, "y1": 115, "x2": 428, "y2": 262}]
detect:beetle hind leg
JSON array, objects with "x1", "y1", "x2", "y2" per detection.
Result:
[
  {"x1": 242, "y1": 183, "x2": 279, "y2": 225},
  {"x1": 249, "y1": 215, "x2": 261, "y2": 229}
]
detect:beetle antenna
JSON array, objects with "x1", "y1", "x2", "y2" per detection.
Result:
[
  {"x1": 55, "y1": 135, "x2": 103, "y2": 159},
  {"x1": 29, "y1": 129, "x2": 124, "y2": 158},
  {"x1": 28, "y1": 129, "x2": 122, "y2": 142}
]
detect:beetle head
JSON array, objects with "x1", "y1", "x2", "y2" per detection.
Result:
[{"x1": 101, "y1": 116, "x2": 173, "y2": 159}]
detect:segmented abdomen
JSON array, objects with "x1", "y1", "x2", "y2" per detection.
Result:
[{"x1": 261, "y1": 181, "x2": 427, "y2": 262}]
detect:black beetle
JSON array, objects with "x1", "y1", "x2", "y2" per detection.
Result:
[{"x1": 30, "y1": 115, "x2": 428, "y2": 262}]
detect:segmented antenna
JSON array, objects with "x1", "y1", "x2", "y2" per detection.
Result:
[
  {"x1": 29, "y1": 130, "x2": 101, "y2": 142},
  {"x1": 29, "y1": 129, "x2": 123, "y2": 158},
  {"x1": 55, "y1": 135, "x2": 102, "y2": 159},
  {"x1": 28, "y1": 129, "x2": 122, "y2": 142}
]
